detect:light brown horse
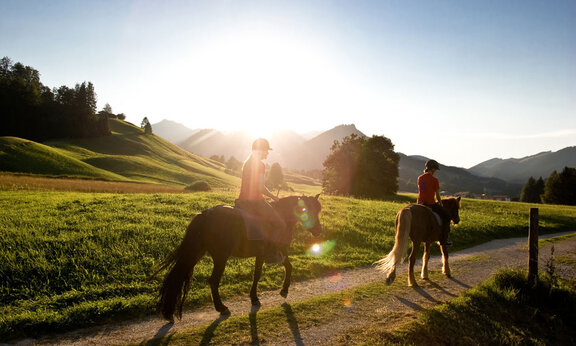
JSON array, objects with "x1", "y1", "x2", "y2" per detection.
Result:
[{"x1": 375, "y1": 197, "x2": 461, "y2": 286}]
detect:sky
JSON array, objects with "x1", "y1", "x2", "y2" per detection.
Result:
[{"x1": 1, "y1": 0, "x2": 575, "y2": 168}]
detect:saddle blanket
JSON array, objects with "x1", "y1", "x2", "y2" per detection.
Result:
[{"x1": 221, "y1": 205, "x2": 267, "y2": 241}]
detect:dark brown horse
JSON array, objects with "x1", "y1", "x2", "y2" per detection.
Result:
[
  {"x1": 152, "y1": 195, "x2": 322, "y2": 321},
  {"x1": 375, "y1": 197, "x2": 461, "y2": 286}
]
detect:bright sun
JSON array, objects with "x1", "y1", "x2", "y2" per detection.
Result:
[{"x1": 163, "y1": 25, "x2": 350, "y2": 135}]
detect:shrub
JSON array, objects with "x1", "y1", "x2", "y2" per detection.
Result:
[{"x1": 185, "y1": 181, "x2": 211, "y2": 192}]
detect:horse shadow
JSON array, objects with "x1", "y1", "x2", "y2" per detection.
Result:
[
  {"x1": 199, "y1": 314, "x2": 230, "y2": 345},
  {"x1": 423, "y1": 279, "x2": 458, "y2": 297},
  {"x1": 246, "y1": 302, "x2": 303, "y2": 345},
  {"x1": 250, "y1": 305, "x2": 261, "y2": 345},
  {"x1": 144, "y1": 322, "x2": 174, "y2": 345},
  {"x1": 282, "y1": 303, "x2": 304, "y2": 346}
]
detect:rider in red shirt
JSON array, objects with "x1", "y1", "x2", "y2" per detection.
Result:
[
  {"x1": 236, "y1": 138, "x2": 287, "y2": 264},
  {"x1": 417, "y1": 160, "x2": 452, "y2": 246}
]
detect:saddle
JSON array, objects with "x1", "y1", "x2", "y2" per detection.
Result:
[
  {"x1": 414, "y1": 204, "x2": 443, "y2": 227},
  {"x1": 218, "y1": 205, "x2": 268, "y2": 241}
]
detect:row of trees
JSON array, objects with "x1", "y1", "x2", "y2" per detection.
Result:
[
  {"x1": 1, "y1": 57, "x2": 115, "y2": 141},
  {"x1": 520, "y1": 167, "x2": 576, "y2": 205},
  {"x1": 322, "y1": 134, "x2": 400, "y2": 198}
]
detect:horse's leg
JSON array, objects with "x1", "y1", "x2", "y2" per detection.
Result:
[
  {"x1": 421, "y1": 242, "x2": 430, "y2": 280},
  {"x1": 280, "y1": 256, "x2": 292, "y2": 298},
  {"x1": 208, "y1": 256, "x2": 230, "y2": 315},
  {"x1": 386, "y1": 267, "x2": 396, "y2": 285},
  {"x1": 440, "y1": 244, "x2": 451, "y2": 278},
  {"x1": 250, "y1": 256, "x2": 264, "y2": 306},
  {"x1": 408, "y1": 241, "x2": 419, "y2": 287}
]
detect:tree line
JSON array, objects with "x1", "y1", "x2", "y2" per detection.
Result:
[
  {"x1": 520, "y1": 167, "x2": 576, "y2": 205},
  {"x1": 1, "y1": 57, "x2": 123, "y2": 141}
]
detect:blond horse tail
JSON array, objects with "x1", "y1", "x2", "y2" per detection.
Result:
[{"x1": 375, "y1": 208, "x2": 412, "y2": 276}]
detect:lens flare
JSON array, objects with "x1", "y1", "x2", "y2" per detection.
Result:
[
  {"x1": 307, "y1": 239, "x2": 336, "y2": 256},
  {"x1": 311, "y1": 243, "x2": 321, "y2": 254}
]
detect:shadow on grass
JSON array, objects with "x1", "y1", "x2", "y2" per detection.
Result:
[
  {"x1": 249, "y1": 305, "x2": 261, "y2": 345},
  {"x1": 394, "y1": 295, "x2": 424, "y2": 311},
  {"x1": 143, "y1": 322, "x2": 174, "y2": 346},
  {"x1": 282, "y1": 302, "x2": 304, "y2": 346},
  {"x1": 199, "y1": 314, "x2": 230, "y2": 345}
]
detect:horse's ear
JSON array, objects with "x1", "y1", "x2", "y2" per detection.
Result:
[
  {"x1": 314, "y1": 194, "x2": 320, "y2": 200},
  {"x1": 457, "y1": 196, "x2": 461, "y2": 201}
]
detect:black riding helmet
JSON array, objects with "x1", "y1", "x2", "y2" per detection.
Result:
[
  {"x1": 252, "y1": 138, "x2": 272, "y2": 151},
  {"x1": 425, "y1": 159, "x2": 440, "y2": 171}
]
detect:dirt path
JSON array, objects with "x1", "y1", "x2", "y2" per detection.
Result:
[{"x1": 10, "y1": 231, "x2": 576, "y2": 345}]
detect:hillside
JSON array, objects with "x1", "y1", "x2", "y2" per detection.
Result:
[
  {"x1": 469, "y1": 146, "x2": 576, "y2": 183},
  {"x1": 174, "y1": 123, "x2": 364, "y2": 171},
  {"x1": 283, "y1": 124, "x2": 366, "y2": 170},
  {"x1": 151, "y1": 119, "x2": 199, "y2": 144},
  {"x1": 0, "y1": 119, "x2": 239, "y2": 189},
  {"x1": 398, "y1": 154, "x2": 522, "y2": 197}
]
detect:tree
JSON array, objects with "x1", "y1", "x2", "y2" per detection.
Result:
[
  {"x1": 520, "y1": 176, "x2": 543, "y2": 203},
  {"x1": 322, "y1": 134, "x2": 399, "y2": 198},
  {"x1": 267, "y1": 162, "x2": 284, "y2": 193},
  {"x1": 141, "y1": 117, "x2": 152, "y2": 134},
  {"x1": 542, "y1": 167, "x2": 576, "y2": 205},
  {"x1": 226, "y1": 156, "x2": 242, "y2": 173},
  {"x1": 103, "y1": 103, "x2": 113, "y2": 114},
  {"x1": 1, "y1": 57, "x2": 108, "y2": 140}
]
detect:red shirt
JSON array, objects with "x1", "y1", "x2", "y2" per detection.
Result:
[
  {"x1": 239, "y1": 156, "x2": 265, "y2": 201},
  {"x1": 417, "y1": 173, "x2": 439, "y2": 205}
]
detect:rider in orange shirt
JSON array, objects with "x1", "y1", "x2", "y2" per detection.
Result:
[
  {"x1": 236, "y1": 138, "x2": 287, "y2": 264},
  {"x1": 417, "y1": 160, "x2": 452, "y2": 246}
]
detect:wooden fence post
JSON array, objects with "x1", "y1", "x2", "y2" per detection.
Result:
[{"x1": 528, "y1": 208, "x2": 539, "y2": 285}]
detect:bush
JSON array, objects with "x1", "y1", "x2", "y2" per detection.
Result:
[{"x1": 185, "y1": 181, "x2": 211, "y2": 192}]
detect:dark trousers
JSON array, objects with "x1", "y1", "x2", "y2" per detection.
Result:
[
  {"x1": 422, "y1": 203, "x2": 451, "y2": 243},
  {"x1": 235, "y1": 199, "x2": 288, "y2": 246}
]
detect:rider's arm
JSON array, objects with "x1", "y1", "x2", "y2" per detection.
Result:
[
  {"x1": 258, "y1": 172, "x2": 279, "y2": 202},
  {"x1": 436, "y1": 189, "x2": 443, "y2": 206}
]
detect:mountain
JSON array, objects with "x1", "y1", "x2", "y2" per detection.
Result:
[
  {"x1": 176, "y1": 124, "x2": 364, "y2": 171},
  {"x1": 151, "y1": 119, "x2": 198, "y2": 144},
  {"x1": 282, "y1": 124, "x2": 366, "y2": 170},
  {"x1": 469, "y1": 147, "x2": 576, "y2": 184},
  {"x1": 399, "y1": 154, "x2": 523, "y2": 196},
  {"x1": 0, "y1": 119, "x2": 239, "y2": 189}
]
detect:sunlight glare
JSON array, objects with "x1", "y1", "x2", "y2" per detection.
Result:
[{"x1": 162, "y1": 26, "x2": 359, "y2": 133}]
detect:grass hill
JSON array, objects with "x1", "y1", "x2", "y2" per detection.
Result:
[{"x1": 0, "y1": 119, "x2": 239, "y2": 189}]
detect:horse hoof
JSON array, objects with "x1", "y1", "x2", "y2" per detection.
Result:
[
  {"x1": 251, "y1": 299, "x2": 261, "y2": 306},
  {"x1": 219, "y1": 307, "x2": 231, "y2": 316},
  {"x1": 280, "y1": 289, "x2": 288, "y2": 298},
  {"x1": 385, "y1": 272, "x2": 396, "y2": 285},
  {"x1": 409, "y1": 282, "x2": 419, "y2": 288}
]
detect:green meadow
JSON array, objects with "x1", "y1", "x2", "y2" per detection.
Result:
[
  {"x1": 1, "y1": 190, "x2": 576, "y2": 340},
  {"x1": 0, "y1": 119, "x2": 238, "y2": 189}
]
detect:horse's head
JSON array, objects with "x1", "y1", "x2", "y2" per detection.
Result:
[
  {"x1": 283, "y1": 194, "x2": 322, "y2": 237},
  {"x1": 442, "y1": 196, "x2": 461, "y2": 224}
]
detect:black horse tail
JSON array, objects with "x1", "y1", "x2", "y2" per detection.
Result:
[{"x1": 154, "y1": 211, "x2": 207, "y2": 321}]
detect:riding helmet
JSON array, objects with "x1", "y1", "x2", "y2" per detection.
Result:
[
  {"x1": 252, "y1": 138, "x2": 272, "y2": 151},
  {"x1": 425, "y1": 159, "x2": 440, "y2": 171}
]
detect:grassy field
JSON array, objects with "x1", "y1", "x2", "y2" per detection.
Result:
[
  {"x1": 0, "y1": 119, "x2": 239, "y2": 189},
  {"x1": 1, "y1": 189, "x2": 576, "y2": 340},
  {"x1": 354, "y1": 269, "x2": 576, "y2": 345}
]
